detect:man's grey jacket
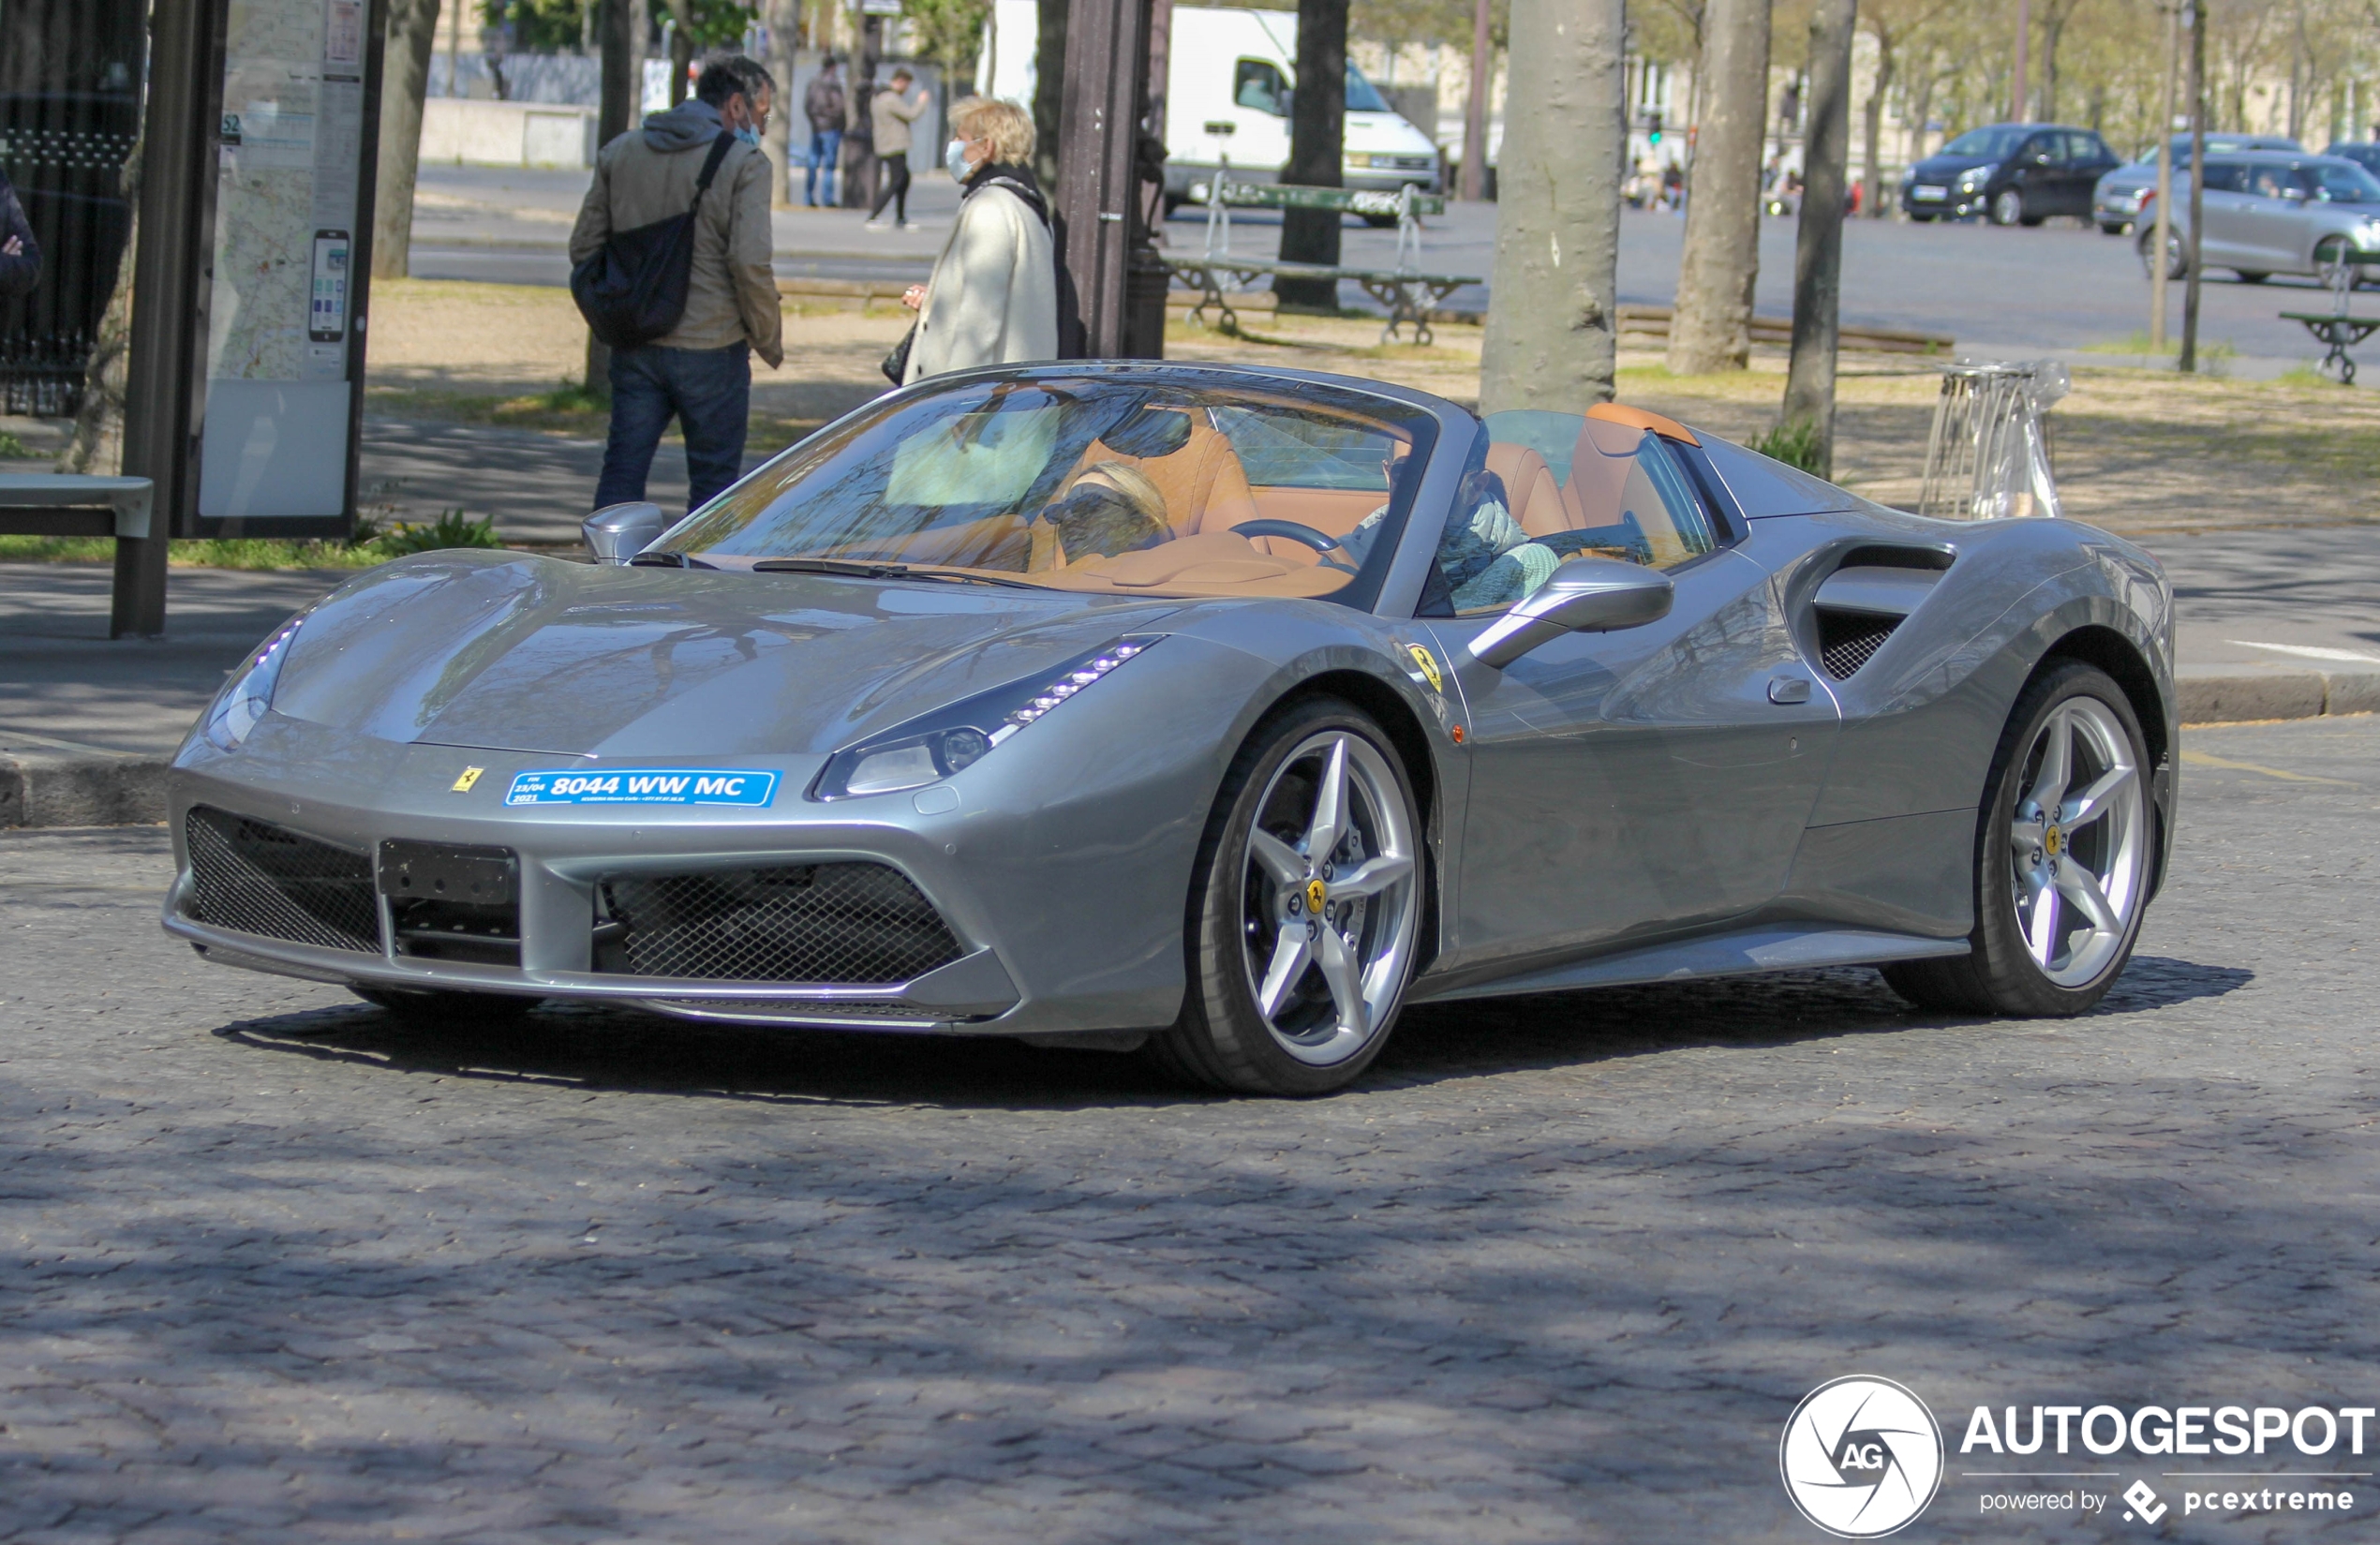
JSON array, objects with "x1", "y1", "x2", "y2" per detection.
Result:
[{"x1": 570, "y1": 100, "x2": 783, "y2": 367}]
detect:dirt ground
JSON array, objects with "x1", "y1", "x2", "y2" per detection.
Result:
[{"x1": 367, "y1": 278, "x2": 2380, "y2": 539}]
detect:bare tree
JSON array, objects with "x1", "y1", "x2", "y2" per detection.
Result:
[
  {"x1": 1783, "y1": 0, "x2": 1854, "y2": 474},
  {"x1": 372, "y1": 0, "x2": 444, "y2": 279},
  {"x1": 2034, "y1": 0, "x2": 2088, "y2": 121},
  {"x1": 1667, "y1": 0, "x2": 1771, "y2": 373},
  {"x1": 1858, "y1": 0, "x2": 1955, "y2": 217},
  {"x1": 1480, "y1": 0, "x2": 1625, "y2": 409}
]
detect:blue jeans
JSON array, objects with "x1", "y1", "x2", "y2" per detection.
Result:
[
  {"x1": 595, "y1": 343, "x2": 750, "y2": 514},
  {"x1": 804, "y1": 128, "x2": 842, "y2": 206}
]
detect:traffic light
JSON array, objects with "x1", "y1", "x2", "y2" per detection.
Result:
[{"x1": 1648, "y1": 111, "x2": 1664, "y2": 146}]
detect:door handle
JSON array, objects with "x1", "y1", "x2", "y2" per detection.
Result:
[{"x1": 1768, "y1": 676, "x2": 1812, "y2": 705}]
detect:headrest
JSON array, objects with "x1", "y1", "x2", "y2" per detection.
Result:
[{"x1": 1098, "y1": 407, "x2": 1196, "y2": 461}]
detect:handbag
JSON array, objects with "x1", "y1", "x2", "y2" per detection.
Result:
[
  {"x1": 571, "y1": 133, "x2": 736, "y2": 350},
  {"x1": 881, "y1": 321, "x2": 916, "y2": 385}
]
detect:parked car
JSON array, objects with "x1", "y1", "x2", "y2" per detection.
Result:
[
  {"x1": 163, "y1": 363, "x2": 2178, "y2": 1095},
  {"x1": 2092, "y1": 133, "x2": 2303, "y2": 234},
  {"x1": 1900, "y1": 123, "x2": 2120, "y2": 225},
  {"x1": 2136, "y1": 150, "x2": 2380, "y2": 285},
  {"x1": 2323, "y1": 141, "x2": 2380, "y2": 177}
]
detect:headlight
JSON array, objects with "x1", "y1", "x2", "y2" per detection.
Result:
[
  {"x1": 201, "y1": 617, "x2": 304, "y2": 751},
  {"x1": 812, "y1": 635, "x2": 1161, "y2": 800}
]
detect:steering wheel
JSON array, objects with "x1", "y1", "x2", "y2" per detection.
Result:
[{"x1": 1232, "y1": 518, "x2": 1358, "y2": 572}]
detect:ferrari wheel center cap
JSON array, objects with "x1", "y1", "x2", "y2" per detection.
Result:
[
  {"x1": 1305, "y1": 878, "x2": 1329, "y2": 914},
  {"x1": 2044, "y1": 824, "x2": 2064, "y2": 857}
]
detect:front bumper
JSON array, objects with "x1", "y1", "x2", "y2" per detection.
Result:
[
  {"x1": 1903, "y1": 185, "x2": 1986, "y2": 218},
  {"x1": 161, "y1": 701, "x2": 1229, "y2": 1038}
]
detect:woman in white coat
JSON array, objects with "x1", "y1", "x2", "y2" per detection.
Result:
[{"x1": 900, "y1": 97, "x2": 1060, "y2": 382}]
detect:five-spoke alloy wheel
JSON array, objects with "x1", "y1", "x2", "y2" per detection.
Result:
[
  {"x1": 1152, "y1": 699, "x2": 1423, "y2": 1093},
  {"x1": 1886, "y1": 661, "x2": 2156, "y2": 1016}
]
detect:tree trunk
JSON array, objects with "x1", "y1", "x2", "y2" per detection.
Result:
[
  {"x1": 1275, "y1": 0, "x2": 1347, "y2": 312},
  {"x1": 1034, "y1": 0, "x2": 1067, "y2": 188},
  {"x1": 1667, "y1": 0, "x2": 1770, "y2": 375},
  {"x1": 666, "y1": 0, "x2": 693, "y2": 104},
  {"x1": 586, "y1": 0, "x2": 638, "y2": 401},
  {"x1": 766, "y1": 0, "x2": 800, "y2": 207},
  {"x1": 1480, "y1": 0, "x2": 1624, "y2": 412},
  {"x1": 372, "y1": 0, "x2": 442, "y2": 279},
  {"x1": 1459, "y1": 0, "x2": 1492, "y2": 201},
  {"x1": 61, "y1": 130, "x2": 142, "y2": 477},
  {"x1": 1861, "y1": 31, "x2": 1891, "y2": 220},
  {"x1": 1782, "y1": 0, "x2": 1855, "y2": 478},
  {"x1": 2179, "y1": 0, "x2": 2206, "y2": 373}
]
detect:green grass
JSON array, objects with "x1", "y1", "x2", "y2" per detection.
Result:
[
  {"x1": 0, "y1": 430, "x2": 32, "y2": 460},
  {"x1": 0, "y1": 508, "x2": 509, "y2": 571},
  {"x1": 1750, "y1": 418, "x2": 1825, "y2": 472}
]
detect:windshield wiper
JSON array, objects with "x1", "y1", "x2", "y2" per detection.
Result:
[
  {"x1": 628, "y1": 550, "x2": 716, "y2": 569},
  {"x1": 751, "y1": 558, "x2": 1040, "y2": 590}
]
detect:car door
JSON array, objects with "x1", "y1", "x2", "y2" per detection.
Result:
[
  {"x1": 2064, "y1": 132, "x2": 2115, "y2": 215},
  {"x1": 2010, "y1": 131, "x2": 2062, "y2": 213},
  {"x1": 2191, "y1": 160, "x2": 2255, "y2": 266},
  {"x1": 1423, "y1": 423, "x2": 1842, "y2": 969},
  {"x1": 2229, "y1": 163, "x2": 2305, "y2": 271}
]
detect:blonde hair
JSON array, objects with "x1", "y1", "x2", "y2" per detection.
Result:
[
  {"x1": 1076, "y1": 462, "x2": 1168, "y2": 526},
  {"x1": 948, "y1": 97, "x2": 1035, "y2": 166}
]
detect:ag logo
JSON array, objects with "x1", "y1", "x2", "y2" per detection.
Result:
[{"x1": 1779, "y1": 1375, "x2": 1943, "y2": 1538}]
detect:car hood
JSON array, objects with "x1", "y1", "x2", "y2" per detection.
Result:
[
  {"x1": 1910, "y1": 155, "x2": 1998, "y2": 180},
  {"x1": 266, "y1": 552, "x2": 1180, "y2": 759}
]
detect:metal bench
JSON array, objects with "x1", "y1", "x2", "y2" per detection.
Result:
[
  {"x1": 2280, "y1": 250, "x2": 2380, "y2": 384},
  {"x1": 1163, "y1": 172, "x2": 1482, "y2": 346},
  {"x1": 0, "y1": 473, "x2": 158, "y2": 636}
]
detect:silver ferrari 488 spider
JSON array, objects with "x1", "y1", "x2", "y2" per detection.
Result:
[{"x1": 165, "y1": 363, "x2": 2177, "y2": 1093}]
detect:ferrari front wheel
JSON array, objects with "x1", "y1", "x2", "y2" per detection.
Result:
[
  {"x1": 1149, "y1": 699, "x2": 1423, "y2": 1094},
  {"x1": 1884, "y1": 661, "x2": 2151, "y2": 1017}
]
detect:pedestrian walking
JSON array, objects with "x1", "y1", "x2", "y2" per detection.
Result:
[
  {"x1": 572, "y1": 54, "x2": 784, "y2": 513},
  {"x1": 897, "y1": 97, "x2": 1058, "y2": 383},
  {"x1": 802, "y1": 55, "x2": 845, "y2": 208},
  {"x1": 863, "y1": 67, "x2": 928, "y2": 230},
  {"x1": 0, "y1": 165, "x2": 39, "y2": 296}
]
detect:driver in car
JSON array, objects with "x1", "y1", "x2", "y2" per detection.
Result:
[{"x1": 1334, "y1": 442, "x2": 1559, "y2": 612}]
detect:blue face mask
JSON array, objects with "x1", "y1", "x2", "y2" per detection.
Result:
[
  {"x1": 736, "y1": 126, "x2": 761, "y2": 146},
  {"x1": 945, "y1": 139, "x2": 973, "y2": 181}
]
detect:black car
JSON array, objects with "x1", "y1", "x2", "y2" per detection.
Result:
[
  {"x1": 1900, "y1": 123, "x2": 2121, "y2": 226},
  {"x1": 2325, "y1": 141, "x2": 2380, "y2": 177}
]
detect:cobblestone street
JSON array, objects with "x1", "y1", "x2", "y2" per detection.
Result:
[{"x1": 2, "y1": 716, "x2": 2374, "y2": 1543}]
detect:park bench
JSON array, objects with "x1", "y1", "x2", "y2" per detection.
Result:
[
  {"x1": 1163, "y1": 169, "x2": 1481, "y2": 346},
  {"x1": 0, "y1": 472, "x2": 157, "y2": 634},
  {"x1": 2280, "y1": 250, "x2": 2380, "y2": 384}
]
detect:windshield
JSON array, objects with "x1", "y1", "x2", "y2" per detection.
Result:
[
  {"x1": 1942, "y1": 126, "x2": 2031, "y2": 161},
  {"x1": 2301, "y1": 160, "x2": 2380, "y2": 201},
  {"x1": 654, "y1": 374, "x2": 1438, "y2": 602},
  {"x1": 1344, "y1": 63, "x2": 1391, "y2": 114}
]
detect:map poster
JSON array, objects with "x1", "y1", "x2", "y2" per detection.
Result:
[{"x1": 197, "y1": 0, "x2": 375, "y2": 527}]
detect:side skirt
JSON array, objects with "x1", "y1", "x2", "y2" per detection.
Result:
[{"x1": 1406, "y1": 926, "x2": 1971, "y2": 1005}]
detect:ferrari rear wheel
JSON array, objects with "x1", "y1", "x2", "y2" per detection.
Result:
[
  {"x1": 1883, "y1": 661, "x2": 2151, "y2": 1017},
  {"x1": 1148, "y1": 699, "x2": 1423, "y2": 1094},
  {"x1": 352, "y1": 985, "x2": 541, "y2": 1022}
]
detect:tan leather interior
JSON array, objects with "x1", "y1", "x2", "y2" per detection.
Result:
[
  {"x1": 1483, "y1": 442, "x2": 1570, "y2": 537},
  {"x1": 1586, "y1": 401, "x2": 1699, "y2": 445},
  {"x1": 1062, "y1": 409, "x2": 1258, "y2": 540}
]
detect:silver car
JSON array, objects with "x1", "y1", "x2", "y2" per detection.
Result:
[
  {"x1": 164, "y1": 364, "x2": 2178, "y2": 1095},
  {"x1": 2091, "y1": 133, "x2": 2300, "y2": 234},
  {"x1": 2136, "y1": 151, "x2": 2380, "y2": 284}
]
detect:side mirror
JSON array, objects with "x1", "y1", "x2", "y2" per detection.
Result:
[
  {"x1": 1467, "y1": 558, "x2": 1674, "y2": 669},
  {"x1": 582, "y1": 501, "x2": 670, "y2": 565}
]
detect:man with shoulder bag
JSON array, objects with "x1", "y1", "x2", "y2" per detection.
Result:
[{"x1": 571, "y1": 54, "x2": 784, "y2": 513}]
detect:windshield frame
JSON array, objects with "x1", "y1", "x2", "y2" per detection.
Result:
[
  {"x1": 645, "y1": 363, "x2": 1470, "y2": 617},
  {"x1": 1941, "y1": 126, "x2": 2032, "y2": 161}
]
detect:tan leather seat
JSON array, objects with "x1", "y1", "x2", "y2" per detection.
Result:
[
  {"x1": 1066, "y1": 410, "x2": 1258, "y2": 541},
  {"x1": 1484, "y1": 442, "x2": 1571, "y2": 536}
]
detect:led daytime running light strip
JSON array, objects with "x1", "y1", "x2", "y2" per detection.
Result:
[{"x1": 989, "y1": 640, "x2": 1152, "y2": 746}]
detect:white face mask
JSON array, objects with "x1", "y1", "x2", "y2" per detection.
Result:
[{"x1": 945, "y1": 139, "x2": 974, "y2": 181}]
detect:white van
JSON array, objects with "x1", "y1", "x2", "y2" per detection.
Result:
[{"x1": 975, "y1": 1, "x2": 1441, "y2": 216}]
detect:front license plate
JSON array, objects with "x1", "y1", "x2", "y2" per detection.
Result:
[
  {"x1": 503, "y1": 768, "x2": 781, "y2": 808},
  {"x1": 1911, "y1": 186, "x2": 1947, "y2": 201}
]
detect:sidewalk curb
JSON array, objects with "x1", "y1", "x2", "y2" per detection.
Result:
[
  {"x1": 7, "y1": 669, "x2": 2373, "y2": 828},
  {"x1": 1, "y1": 744, "x2": 168, "y2": 829}
]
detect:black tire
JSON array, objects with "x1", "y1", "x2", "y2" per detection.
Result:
[
  {"x1": 1991, "y1": 188, "x2": 2025, "y2": 227},
  {"x1": 2139, "y1": 227, "x2": 2188, "y2": 280},
  {"x1": 1361, "y1": 213, "x2": 1398, "y2": 228},
  {"x1": 1144, "y1": 697, "x2": 1425, "y2": 1095},
  {"x1": 2234, "y1": 269, "x2": 2270, "y2": 283},
  {"x1": 1883, "y1": 661, "x2": 2153, "y2": 1018},
  {"x1": 1910, "y1": 212, "x2": 1937, "y2": 223},
  {"x1": 2099, "y1": 221, "x2": 2129, "y2": 235},
  {"x1": 353, "y1": 985, "x2": 542, "y2": 1021}
]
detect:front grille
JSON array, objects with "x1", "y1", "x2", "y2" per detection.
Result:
[
  {"x1": 1818, "y1": 612, "x2": 1900, "y2": 679},
  {"x1": 596, "y1": 863, "x2": 965, "y2": 985},
  {"x1": 185, "y1": 806, "x2": 380, "y2": 953}
]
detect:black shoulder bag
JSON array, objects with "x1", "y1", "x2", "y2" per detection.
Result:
[{"x1": 572, "y1": 132, "x2": 736, "y2": 350}]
